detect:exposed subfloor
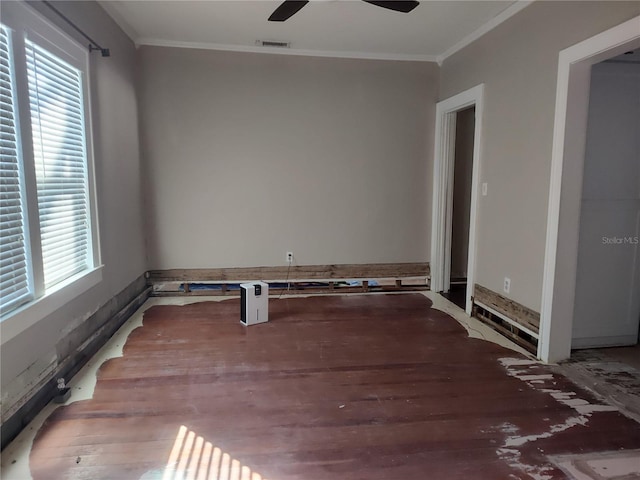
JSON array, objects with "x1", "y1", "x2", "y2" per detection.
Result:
[
  {"x1": 594, "y1": 345, "x2": 640, "y2": 371},
  {"x1": 2, "y1": 292, "x2": 640, "y2": 480},
  {"x1": 554, "y1": 345, "x2": 640, "y2": 424}
]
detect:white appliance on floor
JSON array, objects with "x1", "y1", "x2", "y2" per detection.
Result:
[{"x1": 240, "y1": 281, "x2": 269, "y2": 325}]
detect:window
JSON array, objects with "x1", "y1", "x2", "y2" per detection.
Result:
[
  {"x1": 27, "y1": 40, "x2": 92, "y2": 289},
  {"x1": 1, "y1": 2, "x2": 100, "y2": 329},
  {"x1": 1, "y1": 25, "x2": 30, "y2": 314}
]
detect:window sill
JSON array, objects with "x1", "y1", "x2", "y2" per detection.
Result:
[{"x1": 0, "y1": 266, "x2": 104, "y2": 345}]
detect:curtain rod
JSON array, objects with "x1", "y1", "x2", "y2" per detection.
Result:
[{"x1": 42, "y1": 1, "x2": 110, "y2": 57}]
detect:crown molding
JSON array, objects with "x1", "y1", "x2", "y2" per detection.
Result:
[
  {"x1": 436, "y1": 0, "x2": 534, "y2": 65},
  {"x1": 136, "y1": 38, "x2": 438, "y2": 63},
  {"x1": 99, "y1": 0, "x2": 533, "y2": 65}
]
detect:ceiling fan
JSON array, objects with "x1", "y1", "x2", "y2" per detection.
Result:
[{"x1": 268, "y1": 1, "x2": 420, "y2": 22}]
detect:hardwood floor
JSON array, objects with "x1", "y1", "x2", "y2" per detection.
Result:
[{"x1": 28, "y1": 294, "x2": 640, "y2": 479}]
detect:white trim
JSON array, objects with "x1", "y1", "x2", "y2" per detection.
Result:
[
  {"x1": 431, "y1": 84, "x2": 484, "y2": 315},
  {"x1": 136, "y1": 38, "x2": 438, "y2": 63},
  {"x1": 0, "y1": 0, "x2": 104, "y2": 337},
  {"x1": 436, "y1": 0, "x2": 533, "y2": 65},
  {"x1": 99, "y1": 0, "x2": 532, "y2": 64},
  {"x1": 443, "y1": 113, "x2": 456, "y2": 294},
  {"x1": 97, "y1": 0, "x2": 535, "y2": 63},
  {"x1": 540, "y1": 15, "x2": 640, "y2": 363},
  {"x1": 475, "y1": 300, "x2": 540, "y2": 340},
  {"x1": 0, "y1": 266, "x2": 103, "y2": 345}
]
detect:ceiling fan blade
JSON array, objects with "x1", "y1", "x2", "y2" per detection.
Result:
[
  {"x1": 362, "y1": 1, "x2": 419, "y2": 14},
  {"x1": 268, "y1": 0, "x2": 309, "y2": 22}
]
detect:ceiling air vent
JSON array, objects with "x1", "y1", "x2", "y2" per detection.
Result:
[{"x1": 255, "y1": 40, "x2": 290, "y2": 48}]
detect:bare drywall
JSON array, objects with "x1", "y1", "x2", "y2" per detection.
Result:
[
  {"x1": 439, "y1": 1, "x2": 640, "y2": 311},
  {"x1": 0, "y1": 0, "x2": 147, "y2": 425},
  {"x1": 138, "y1": 47, "x2": 437, "y2": 269}
]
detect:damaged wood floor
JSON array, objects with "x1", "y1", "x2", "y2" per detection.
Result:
[
  {"x1": 554, "y1": 347, "x2": 640, "y2": 424},
  {"x1": 26, "y1": 294, "x2": 640, "y2": 479}
]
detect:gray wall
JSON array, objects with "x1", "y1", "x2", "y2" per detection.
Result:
[
  {"x1": 572, "y1": 60, "x2": 640, "y2": 347},
  {"x1": 1, "y1": 1, "x2": 146, "y2": 420},
  {"x1": 4, "y1": 0, "x2": 637, "y2": 425},
  {"x1": 439, "y1": 1, "x2": 640, "y2": 311},
  {"x1": 138, "y1": 47, "x2": 438, "y2": 269}
]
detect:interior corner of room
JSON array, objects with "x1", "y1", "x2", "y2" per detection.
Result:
[{"x1": 1, "y1": 0, "x2": 639, "y2": 478}]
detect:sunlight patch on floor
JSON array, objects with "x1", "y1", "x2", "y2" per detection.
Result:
[
  {"x1": 1, "y1": 292, "x2": 528, "y2": 479},
  {"x1": 160, "y1": 425, "x2": 268, "y2": 480}
]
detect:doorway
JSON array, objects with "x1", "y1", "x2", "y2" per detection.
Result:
[
  {"x1": 572, "y1": 51, "x2": 640, "y2": 350},
  {"x1": 539, "y1": 15, "x2": 640, "y2": 363},
  {"x1": 431, "y1": 85, "x2": 484, "y2": 315},
  {"x1": 441, "y1": 107, "x2": 475, "y2": 310}
]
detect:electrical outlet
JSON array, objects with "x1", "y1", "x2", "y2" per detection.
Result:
[
  {"x1": 482, "y1": 182, "x2": 488, "y2": 196},
  {"x1": 503, "y1": 277, "x2": 511, "y2": 294},
  {"x1": 286, "y1": 252, "x2": 294, "y2": 264}
]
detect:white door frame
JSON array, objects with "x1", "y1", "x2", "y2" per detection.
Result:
[
  {"x1": 539, "y1": 15, "x2": 640, "y2": 363},
  {"x1": 431, "y1": 84, "x2": 484, "y2": 314}
]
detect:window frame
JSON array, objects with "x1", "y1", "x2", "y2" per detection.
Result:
[{"x1": 1, "y1": 1, "x2": 102, "y2": 345}]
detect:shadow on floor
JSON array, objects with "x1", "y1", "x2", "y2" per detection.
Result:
[{"x1": 439, "y1": 282, "x2": 467, "y2": 310}]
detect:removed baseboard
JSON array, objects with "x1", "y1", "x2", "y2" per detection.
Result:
[
  {"x1": 148, "y1": 262, "x2": 430, "y2": 296},
  {"x1": 1, "y1": 275, "x2": 151, "y2": 450},
  {"x1": 472, "y1": 284, "x2": 540, "y2": 354}
]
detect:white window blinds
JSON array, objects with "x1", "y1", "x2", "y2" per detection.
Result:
[
  {"x1": 1, "y1": 2, "x2": 100, "y2": 330},
  {"x1": 26, "y1": 40, "x2": 90, "y2": 290},
  {"x1": 0, "y1": 26, "x2": 31, "y2": 313}
]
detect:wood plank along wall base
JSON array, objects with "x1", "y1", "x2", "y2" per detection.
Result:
[
  {"x1": 473, "y1": 283, "x2": 540, "y2": 353},
  {"x1": 29, "y1": 294, "x2": 640, "y2": 480}
]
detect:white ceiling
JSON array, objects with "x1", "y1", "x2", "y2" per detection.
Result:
[{"x1": 99, "y1": 0, "x2": 529, "y2": 62}]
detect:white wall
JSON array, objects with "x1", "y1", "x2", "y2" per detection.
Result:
[
  {"x1": 439, "y1": 1, "x2": 640, "y2": 311},
  {"x1": 0, "y1": 1, "x2": 146, "y2": 421},
  {"x1": 138, "y1": 47, "x2": 438, "y2": 269},
  {"x1": 572, "y1": 60, "x2": 640, "y2": 347}
]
